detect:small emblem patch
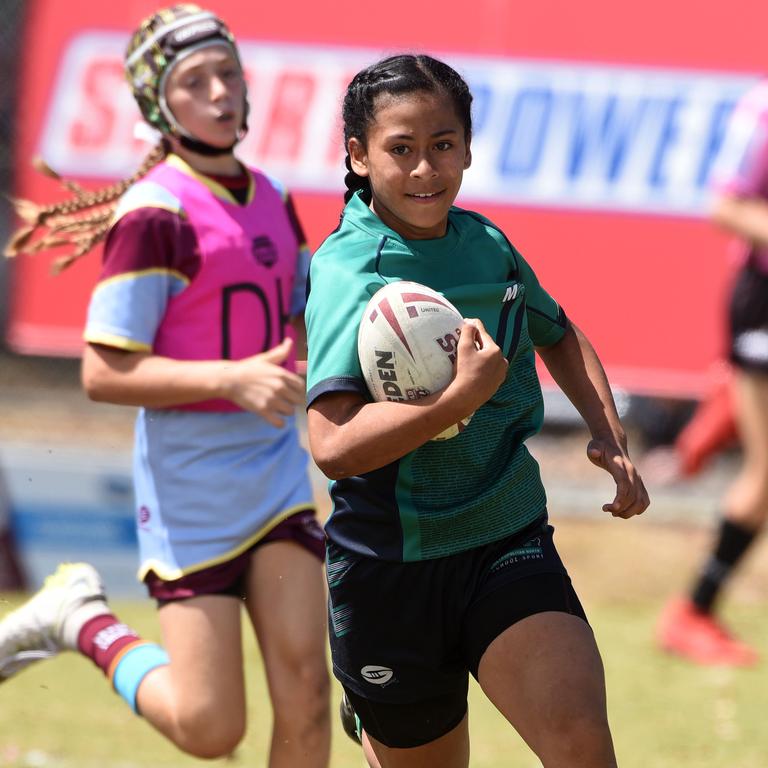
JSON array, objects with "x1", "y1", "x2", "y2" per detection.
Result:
[
  {"x1": 361, "y1": 665, "x2": 394, "y2": 685},
  {"x1": 252, "y1": 235, "x2": 278, "y2": 267}
]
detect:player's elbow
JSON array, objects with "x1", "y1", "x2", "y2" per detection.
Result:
[
  {"x1": 307, "y1": 399, "x2": 368, "y2": 479},
  {"x1": 81, "y1": 364, "x2": 111, "y2": 402},
  {"x1": 81, "y1": 357, "x2": 128, "y2": 403},
  {"x1": 310, "y1": 441, "x2": 354, "y2": 480}
]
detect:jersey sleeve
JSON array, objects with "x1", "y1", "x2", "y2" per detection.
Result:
[
  {"x1": 305, "y1": 255, "x2": 374, "y2": 406},
  {"x1": 711, "y1": 82, "x2": 768, "y2": 199},
  {"x1": 513, "y1": 248, "x2": 568, "y2": 347},
  {"x1": 84, "y1": 187, "x2": 199, "y2": 352}
]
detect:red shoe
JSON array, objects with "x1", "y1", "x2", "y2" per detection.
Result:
[{"x1": 656, "y1": 598, "x2": 759, "y2": 667}]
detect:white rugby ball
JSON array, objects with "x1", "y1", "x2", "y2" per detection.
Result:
[{"x1": 357, "y1": 281, "x2": 473, "y2": 441}]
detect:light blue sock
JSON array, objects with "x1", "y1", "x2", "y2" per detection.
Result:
[{"x1": 112, "y1": 643, "x2": 169, "y2": 714}]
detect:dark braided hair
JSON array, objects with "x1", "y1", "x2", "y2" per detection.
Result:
[{"x1": 342, "y1": 54, "x2": 473, "y2": 204}]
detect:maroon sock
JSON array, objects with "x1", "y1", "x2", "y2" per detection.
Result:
[{"x1": 77, "y1": 614, "x2": 142, "y2": 676}]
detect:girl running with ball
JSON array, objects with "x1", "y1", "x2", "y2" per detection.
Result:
[{"x1": 305, "y1": 53, "x2": 650, "y2": 768}]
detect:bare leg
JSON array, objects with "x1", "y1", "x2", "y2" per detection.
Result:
[
  {"x1": 246, "y1": 540, "x2": 331, "y2": 768},
  {"x1": 362, "y1": 731, "x2": 384, "y2": 767},
  {"x1": 478, "y1": 612, "x2": 617, "y2": 768},
  {"x1": 723, "y1": 370, "x2": 768, "y2": 529},
  {"x1": 136, "y1": 595, "x2": 247, "y2": 758}
]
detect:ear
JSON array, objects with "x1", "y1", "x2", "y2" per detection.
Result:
[
  {"x1": 348, "y1": 137, "x2": 369, "y2": 177},
  {"x1": 463, "y1": 141, "x2": 472, "y2": 170}
]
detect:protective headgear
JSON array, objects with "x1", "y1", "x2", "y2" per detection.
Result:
[{"x1": 124, "y1": 4, "x2": 248, "y2": 154}]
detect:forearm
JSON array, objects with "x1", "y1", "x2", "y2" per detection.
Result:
[
  {"x1": 309, "y1": 387, "x2": 474, "y2": 479},
  {"x1": 537, "y1": 323, "x2": 626, "y2": 445},
  {"x1": 310, "y1": 318, "x2": 509, "y2": 479},
  {"x1": 82, "y1": 344, "x2": 235, "y2": 408}
]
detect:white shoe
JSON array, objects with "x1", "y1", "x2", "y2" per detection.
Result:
[{"x1": 0, "y1": 562, "x2": 109, "y2": 682}]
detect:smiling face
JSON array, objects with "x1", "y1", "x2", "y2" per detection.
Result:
[
  {"x1": 348, "y1": 90, "x2": 472, "y2": 240},
  {"x1": 163, "y1": 44, "x2": 246, "y2": 149}
]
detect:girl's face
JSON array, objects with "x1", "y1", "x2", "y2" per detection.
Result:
[
  {"x1": 349, "y1": 91, "x2": 471, "y2": 240},
  {"x1": 164, "y1": 45, "x2": 246, "y2": 148}
]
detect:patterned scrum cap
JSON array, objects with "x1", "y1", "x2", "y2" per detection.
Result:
[{"x1": 124, "y1": 4, "x2": 242, "y2": 135}]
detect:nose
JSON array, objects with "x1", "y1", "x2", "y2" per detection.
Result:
[
  {"x1": 410, "y1": 154, "x2": 438, "y2": 179},
  {"x1": 209, "y1": 75, "x2": 229, "y2": 102}
]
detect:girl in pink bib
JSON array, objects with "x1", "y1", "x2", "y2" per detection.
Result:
[{"x1": 0, "y1": 5, "x2": 330, "y2": 764}]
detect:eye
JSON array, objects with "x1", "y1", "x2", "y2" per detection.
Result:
[
  {"x1": 182, "y1": 75, "x2": 202, "y2": 89},
  {"x1": 391, "y1": 145, "x2": 410, "y2": 156},
  {"x1": 435, "y1": 141, "x2": 453, "y2": 151}
]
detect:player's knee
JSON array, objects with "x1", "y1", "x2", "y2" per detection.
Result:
[
  {"x1": 175, "y1": 707, "x2": 246, "y2": 759},
  {"x1": 543, "y1": 709, "x2": 613, "y2": 765},
  {"x1": 726, "y1": 481, "x2": 768, "y2": 527},
  {"x1": 272, "y1": 658, "x2": 331, "y2": 728}
]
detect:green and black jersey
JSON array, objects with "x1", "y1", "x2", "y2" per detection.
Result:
[{"x1": 306, "y1": 191, "x2": 568, "y2": 562}]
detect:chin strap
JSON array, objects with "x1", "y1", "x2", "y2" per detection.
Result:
[
  {"x1": 178, "y1": 134, "x2": 238, "y2": 156},
  {"x1": 173, "y1": 116, "x2": 248, "y2": 157}
]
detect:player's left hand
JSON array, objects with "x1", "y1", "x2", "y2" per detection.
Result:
[{"x1": 586, "y1": 437, "x2": 650, "y2": 519}]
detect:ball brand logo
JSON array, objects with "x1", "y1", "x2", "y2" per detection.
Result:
[
  {"x1": 406, "y1": 386, "x2": 430, "y2": 400},
  {"x1": 374, "y1": 349, "x2": 404, "y2": 401},
  {"x1": 435, "y1": 330, "x2": 461, "y2": 365},
  {"x1": 361, "y1": 665, "x2": 394, "y2": 685},
  {"x1": 251, "y1": 235, "x2": 278, "y2": 267}
]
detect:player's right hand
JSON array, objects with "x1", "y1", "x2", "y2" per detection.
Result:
[
  {"x1": 221, "y1": 337, "x2": 306, "y2": 427},
  {"x1": 452, "y1": 318, "x2": 508, "y2": 408}
]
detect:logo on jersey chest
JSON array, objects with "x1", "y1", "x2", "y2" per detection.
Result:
[
  {"x1": 251, "y1": 235, "x2": 278, "y2": 267},
  {"x1": 502, "y1": 284, "x2": 519, "y2": 303}
]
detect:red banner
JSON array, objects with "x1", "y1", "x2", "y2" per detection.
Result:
[{"x1": 7, "y1": 0, "x2": 767, "y2": 396}]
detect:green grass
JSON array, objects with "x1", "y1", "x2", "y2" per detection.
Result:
[{"x1": 1, "y1": 519, "x2": 767, "y2": 767}]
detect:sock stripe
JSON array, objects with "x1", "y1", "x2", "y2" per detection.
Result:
[
  {"x1": 112, "y1": 643, "x2": 170, "y2": 714},
  {"x1": 107, "y1": 639, "x2": 148, "y2": 683}
]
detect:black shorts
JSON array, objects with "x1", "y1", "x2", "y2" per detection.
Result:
[
  {"x1": 729, "y1": 261, "x2": 768, "y2": 373},
  {"x1": 326, "y1": 515, "x2": 587, "y2": 748}
]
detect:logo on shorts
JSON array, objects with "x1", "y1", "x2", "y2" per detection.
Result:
[
  {"x1": 490, "y1": 537, "x2": 544, "y2": 572},
  {"x1": 361, "y1": 665, "x2": 394, "y2": 685}
]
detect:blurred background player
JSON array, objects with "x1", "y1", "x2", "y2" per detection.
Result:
[
  {"x1": 656, "y1": 76, "x2": 768, "y2": 667},
  {"x1": 640, "y1": 360, "x2": 738, "y2": 484},
  {"x1": 0, "y1": 5, "x2": 331, "y2": 763},
  {"x1": 306, "y1": 54, "x2": 649, "y2": 768}
]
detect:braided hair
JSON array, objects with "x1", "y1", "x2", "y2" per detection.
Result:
[
  {"x1": 342, "y1": 54, "x2": 473, "y2": 204},
  {"x1": 4, "y1": 141, "x2": 168, "y2": 272}
]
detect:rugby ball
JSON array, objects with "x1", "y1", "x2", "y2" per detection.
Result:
[{"x1": 357, "y1": 281, "x2": 473, "y2": 441}]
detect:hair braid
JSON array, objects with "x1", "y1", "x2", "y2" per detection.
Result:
[
  {"x1": 4, "y1": 141, "x2": 168, "y2": 272},
  {"x1": 343, "y1": 153, "x2": 370, "y2": 205}
]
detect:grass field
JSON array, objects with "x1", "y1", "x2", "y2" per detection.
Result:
[{"x1": 1, "y1": 516, "x2": 767, "y2": 768}]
